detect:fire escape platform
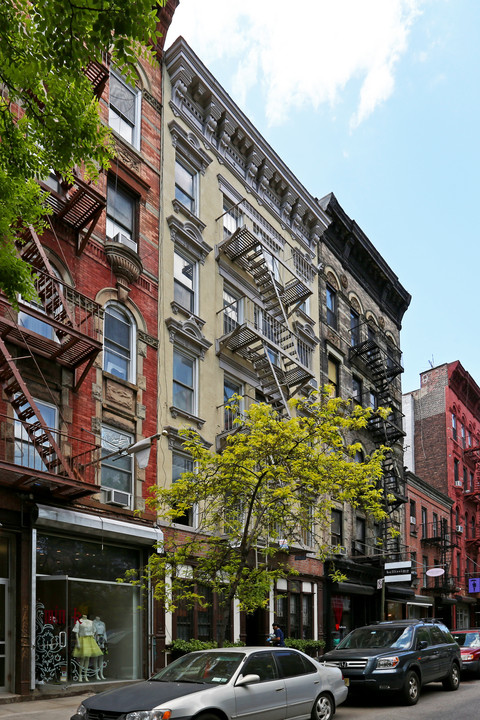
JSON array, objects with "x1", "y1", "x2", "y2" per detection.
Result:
[
  {"x1": 0, "y1": 299, "x2": 102, "y2": 370},
  {"x1": 0, "y1": 460, "x2": 100, "y2": 499}
]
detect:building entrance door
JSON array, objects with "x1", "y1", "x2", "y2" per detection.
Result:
[{"x1": 35, "y1": 576, "x2": 69, "y2": 684}]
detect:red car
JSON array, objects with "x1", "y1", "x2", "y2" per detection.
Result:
[{"x1": 451, "y1": 630, "x2": 480, "y2": 676}]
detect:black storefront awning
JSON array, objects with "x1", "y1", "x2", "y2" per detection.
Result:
[
  {"x1": 336, "y1": 582, "x2": 375, "y2": 596},
  {"x1": 386, "y1": 584, "x2": 415, "y2": 600}
]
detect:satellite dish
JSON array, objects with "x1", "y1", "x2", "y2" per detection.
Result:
[{"x1": 426, "y1": 568, "x2": 445, "y2": 577}]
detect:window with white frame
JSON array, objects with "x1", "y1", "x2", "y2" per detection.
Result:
[
  {"x1": 103, "y1": 304, "x2": 135, "y2": 382},
  {"x1": 224, "y1": 375, "x2": 242, "y2": 431},
  {"x1": 172, "y1": 451, "x2": 194, "y2": 526},
  {"x1": 109, "y1": 71, "x2": 141, "y2": 148},
  {"x1": 106, "y1": 179, "x2": 137, "y2": 251},
  {"x1": 174, "y1": 250, "x2": 196, "y2": 313},
  {"x1": 101, "y1": 425, "x2": 133, "y2": 504},
  {"x1": 175, "y1": 158, "x2": 198, "y2": 214},
  {"x1": 173, "y1": 349, "x2": 195, "y2": 415},
  {"x1": 222, "y1": 197, "x2": 243, "y2": 238},
  {"x1": 18, "y1": 264, "x2": 62, "y2": 341},
  {"x1": 14, "y1": 398, "x2": 58, "y2": 471},
  {"x1": 223, "y1": 287, "x2": 241, "y2": 335}
]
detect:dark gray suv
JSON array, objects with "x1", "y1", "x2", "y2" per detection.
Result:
[{"x1": 322, "y1": 619, "x2": 461, "y2": 705}]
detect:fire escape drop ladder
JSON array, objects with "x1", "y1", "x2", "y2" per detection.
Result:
[{"x1": 0, "y1": 337, "x2": 79, "y2": 482}]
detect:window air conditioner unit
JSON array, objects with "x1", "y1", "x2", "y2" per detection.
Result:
[
  {"x1": 456, "y1": 524, "x2": 464, "y2": 533},
  {"x1": 454, "y1": 480, "x2": 463, "y2": 487},
  {"x1": 336, "y1": 546, "x2": 347, "y2": 556},
  {"x1": 104, "y1": 488, "x2": 131, "y2": 507},
  {"x1": 112, "y1": 232, "x2": 137, "y2": 252},
  {"x1": 410, "y1": 516, "x2": 416, "y2": 525}
]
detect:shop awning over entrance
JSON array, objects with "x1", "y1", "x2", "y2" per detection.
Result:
[{"x1": 34, "y1": 504, "x2": 164, "y2": 547}]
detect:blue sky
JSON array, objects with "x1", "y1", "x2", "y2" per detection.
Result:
[{"x1": 166, "y1": 0, "x2": 480, "y2": 393}]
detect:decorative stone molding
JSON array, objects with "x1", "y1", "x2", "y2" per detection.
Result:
[
  {"x1": 169, "y1": 119, "x2": 212, "y2": 175},
  {"x1": 169, "y1": 406, "x2": 205, "y2": 429},
  {"x1": 143, "y1": 90, "x2": 162, "y2": 114},
  {"x1": 170, "y1": 300, "x2": 206, "y2": 326},
  {"x1": 138, "y1": 330, "x2": 159, "y2": 350},
  {"x1": 167, "y1": 214, "x2": 211, "y2": 264},
  {"x1": 104, "y1": 241, "x2": 143, "y2": 291},
  {"x1": 113, "y1": 137, "x2": 141, "y2": 172},
  {"x1": 165, "y1": 316, "x2": 212, "y2": 359}
]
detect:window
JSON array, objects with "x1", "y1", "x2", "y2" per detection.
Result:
[
  {"x1": 331, "y1": 509, "x2": 343, "y2": 547},
  {"x1": 452, "y1": 413, "x2": 457, "y2": 441},
  {"x1": 174, "y1": 581, "x2": 232, "y2": 643},
  {"x1": 355, "y1": 517, "x2": 366, "y2": 555},
  {"x1": 106, "y1": 179, "x2": 137, "y2": 251},
  {"x1": 368, "y1": 390, "x2": 378, "y2": 409},
  {"x1": 173, "y1": 349, "x2": 195, "y2": 414},
  {"x1": 242, "y1": 652, "x2": 279, "y2": 681},
  {"x1": 103, "y1": 304, "x2": 135, "y2": 382},
  {"x1": 352, "y1": 375, "x2": 362, "y2": 405},
  {"x1": 223, "y1": 197, "x2": 243, "y2": 238},
  {"x1": 461, "y1": 424, "x2": 466, "y2": 448},
  {"x1": 275, "y1": 582, "x2": 313, "y2": 640},
  {"x1": 454, "y1": 458, "x2": 459, "y2": 485},
  {"x1": 350, "y1": 308, "x2": 360, "y2": 346},
  {"x1": 101, "y1": 425, "x2": 133, "y2": 502},
  {"x1": 422, "y1": 556, "x2": 428, "y2": 587},
  {"x1": 175, "y1": 158, "x2": 197, "y2": 214},
  {"x1": 109, "y1": 71, "x2": 141, "y2": 147},
  {"x1": 172, "y1": 451, "x2": 194, "y2": 526},
  {"x1": 432, "y1": 512, "x2": 438, "y2": 537},
  {"x1": 463, "y1": 465, "x2": 468, "y2": 490},
  {"x1": 224, "y1": 376, "x2": 242, "y2": 431},
  {"x1": 327, "y1": 356, "x2": 339, "y2": 397},
  {"x1": 410, "y1": 499, "x2": 417, "y2": 528},
  {"x1": 174, "y1": 250, "x2": 196, "y2": 313},
  {"x1": 223, "y1": 288, "x2": 241, "y2": 334},
  {"x1": 421, "y1": 507, "x2": 427, "y2": 538},
  {"x1": 470, "y1": 471, "x2": 474, "y2": 492},
  {"x1": 14, "y1": 399, "x2": 58, "y2": 471},
  {"x1": 326, "y1": 285, "x2": 337, "y2": 329},
  {"x1": 19, "y1": 265, "x2": 62, "y2": 340}
]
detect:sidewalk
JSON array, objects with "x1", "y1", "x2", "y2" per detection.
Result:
[{"x1": 0, "y1": 694, "x2": 93, "y2": 720}]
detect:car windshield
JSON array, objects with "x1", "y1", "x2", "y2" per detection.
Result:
[
  {"x1": 151, "y1": 652, "x2": 245, "y2": 685},
  {"x1": 336, "y1": 625, "x2": 415, "y2": 650},
  {"x1": 452, "y1": 631, "x2": 480, "y2": 648}
]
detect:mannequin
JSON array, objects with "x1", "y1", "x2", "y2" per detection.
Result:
[
  {"x1": 92, "y1": 616, "x2": 107, "y2": 679},
  {"x1": 72, "y1": 615, "x2": 103, "y2": 682}
]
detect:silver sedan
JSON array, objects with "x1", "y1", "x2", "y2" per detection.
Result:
[{"x1": 72, "y1": 646, "x2": 348, "y2": 720}]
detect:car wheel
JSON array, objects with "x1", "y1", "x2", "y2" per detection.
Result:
[
  {"x1": 312, "y1": 692, "x2": 334, "y2": 720},
  {"x1": 402, "y1": 670, "x2": 420, "y2": 706},
  {"x1": 442, "y1": 662, "x2": 460, "y2": 691}
]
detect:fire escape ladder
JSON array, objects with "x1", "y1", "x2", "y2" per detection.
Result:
[
  {"x1": 0, "y1": 338, "x2": 78, "y2": 482},
  {"x1": 252, "y1": 348, "x2": 290, "y2": 417}
]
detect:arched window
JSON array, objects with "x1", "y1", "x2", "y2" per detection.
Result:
[{"x1": 103, "y1": 303, "x2": 136, "y2": 382}]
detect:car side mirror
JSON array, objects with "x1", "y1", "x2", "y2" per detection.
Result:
[
  {"x1": 236, "y1": 674, "x2": 260, "y2": 686},
  {"x1": 418, "y1": 640, "x2": 429, "y2": 650}
]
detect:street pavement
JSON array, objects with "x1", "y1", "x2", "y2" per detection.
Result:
[{"x1": 0, "y1": 693, "x2": 93, "y2": 720}]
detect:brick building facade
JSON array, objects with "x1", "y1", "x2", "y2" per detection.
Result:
[
  {"x1": 403, "y1": 361, "x2": 480, "y2": 628},
  {"x1": 0, "y1": 1, "x2": 177, "y2": 698}
]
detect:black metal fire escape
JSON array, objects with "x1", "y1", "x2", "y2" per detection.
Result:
[
  {"x1": 217, "y1": 226, "x2": 315, "y2": 416},
  {"x1": 350, "y1": 324, "x2": 406, "y2": 556}
]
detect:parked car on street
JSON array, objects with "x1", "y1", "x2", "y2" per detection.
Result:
[
  {"x1": 71, "y1": 646, "x2": 348, "y2": 720},
  {"x1": 451, "y1": 629, "x2": 480, "y2": 676},
  {"x1": 322, "y1": 619, "x2": 461, "y2": 706}
]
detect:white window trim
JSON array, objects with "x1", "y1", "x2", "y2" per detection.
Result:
[
  {"x1": 109, "y1": 70, "x2": 142, "y2": 150},
  {"x1": 103, "y1": 302, "x2": 137, "y2": 384},
  {"x1": 174, "y1": 248, "x2": 198, "y2": 316},
  {"x1": 100, "y1": 424, "x2": 134, "y2": 507}
]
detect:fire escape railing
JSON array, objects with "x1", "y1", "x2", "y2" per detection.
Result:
[
  {"x1": 217, "y1": 225, "x2": 315, "y2": 415},
  {"x1": 0, "y1": 409, "x2": 100, "y2": 499}
]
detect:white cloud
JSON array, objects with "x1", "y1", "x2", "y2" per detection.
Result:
[{"x1": 167, "y1": 0, "x2": 423, "y2": 127}]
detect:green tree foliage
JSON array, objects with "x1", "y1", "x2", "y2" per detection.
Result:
[
  {"x1": 0, "y1": 0, "x2": 165, "y2": 304},
  {"x1": 128, "y1": 392, "x2": 390, "y2": 645}
]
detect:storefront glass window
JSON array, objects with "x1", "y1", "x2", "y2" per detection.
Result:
[{"x1": 35, "y1": 534, "x2": 142, "y2": 685}]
